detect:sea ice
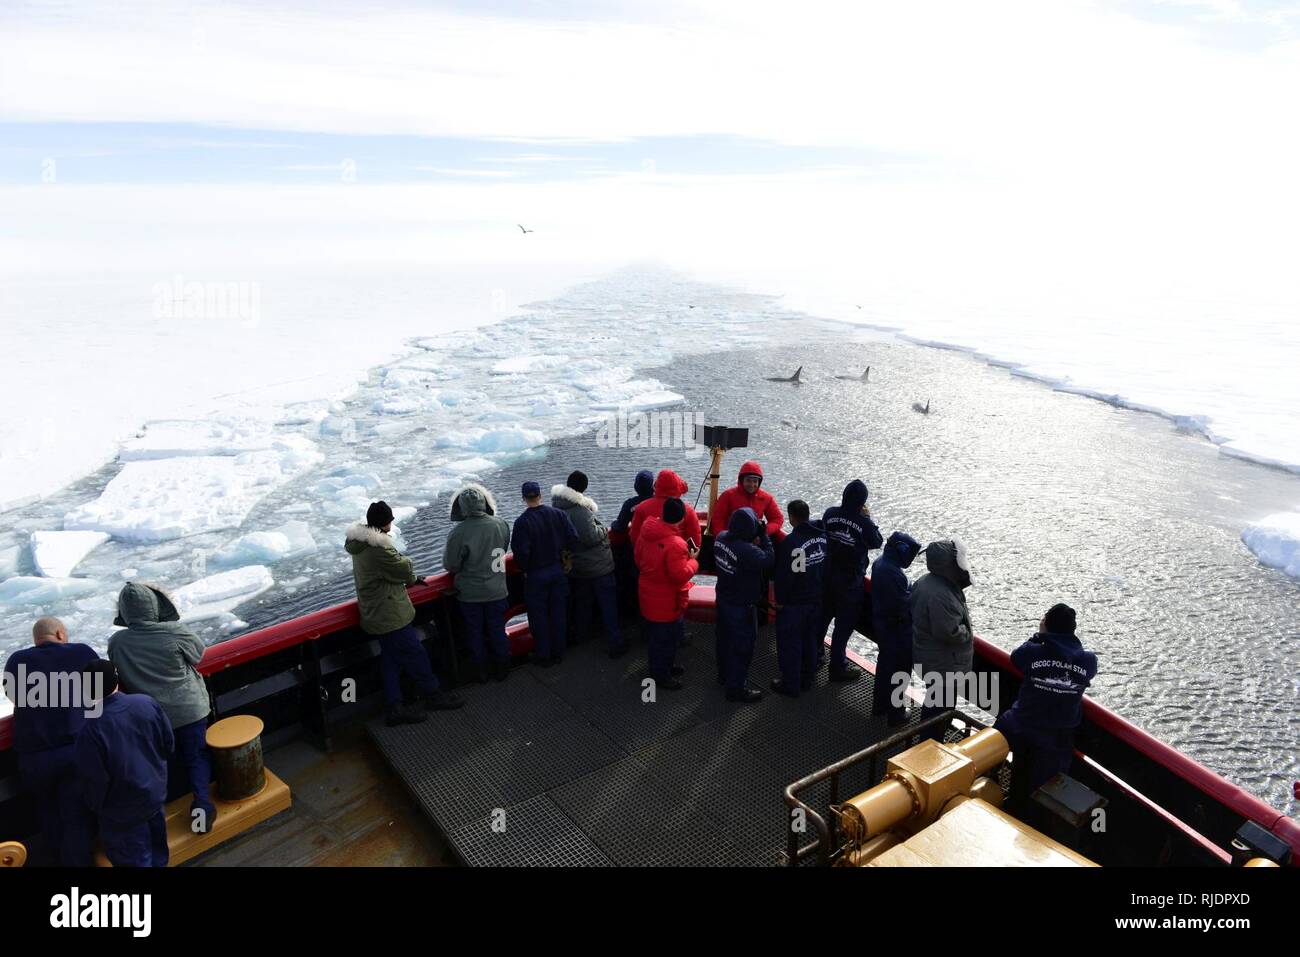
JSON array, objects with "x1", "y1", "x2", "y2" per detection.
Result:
[
  {"x1": 1241, "y1": 513, "x2": 1300, "y2": 579},
  {"x1": 0, "y1": 576, "x2": 103, "y2": 607},
  {"x1": 171, "y1": 565, "x2": 274, "y2": 621},
  {"x1": 29, "y1": 530, "x2": 111, "y2": 578},
  {"x1": 0, "y1": 545, "x2": 22, "y2": 578},
  {"x1": 211, "y1": 521, "x2": 317, "y2": 568},
  {"x1": 64, "y1": 446, "x2": 322, "y2": 543},
  {"x1": 490, "y1": 354, "x2": 570, "y2": 375}
]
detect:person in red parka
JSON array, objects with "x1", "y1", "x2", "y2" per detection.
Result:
[
  {"x1": 628, "y1": 469, "x2": 703, "y2": 548},
  {"x1": 710, "y1": 460, "x2": 785, "y2": 543},
  {"x1": 634, "y1": 498, "x2": 699, "y2": 690}
]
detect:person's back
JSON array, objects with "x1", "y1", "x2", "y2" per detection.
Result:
[
  {"x1": 444, "y1": 483, "x2": 510, "y2": 602},
  {"x1": 4, "y1": 638, "x2": 101, "y2": 755},
  {"x1": 1005, "y1": 623, "x2": 1097, "y2": 730},
  {"x1": 714, "y1": 507, "x2": 774, "y2": 606},
  {"x1": 512, "y1": 497, "x2": 579, "y2": 574},
  {"x1": 821, "y1": 479, "x2": 883, "y2": 582},
  {"x1": 909, "y1": 539, "x2": 973, "y2": 669},
  {"x1": 870, "y1": 532, "x2": 922, "y2": 724},
  {"x1": 551, "y1": 479, "x2": 614, "y2": 579},
  {"x1": 106, "y1": 582, "x2": 209, "y2": 729},
  {"x1": 628, "y1": 470, "x2": 702, "y2": 547},
  {"x1": 996, "y1": 603, "x2": 1097, "y2": 801},
  {"x1": 634, "y1": 512, "x2": 697, "y2": 623},
  {"x1": 513, "y1": 482, "x2": 579, "y2": 666},
  {"x1": 773, "y1": 518, "x2": 827, "y2": 608},
  {"x1": 344, "y1": 512, "x2": 418, "y2": 636},
  {"x1": 612, "y1": 469, "x2": 655, "y2": 533}
]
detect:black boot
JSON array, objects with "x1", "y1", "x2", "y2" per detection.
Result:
[
  {"x1": 726, "y1": 686, "x2": 763, "y2": 704},
  {"x1": 829, "y1": 663, "x2": 864, "y2": 683},
  {"x1": 769, "y1": 677, "x2": 799, "y2": 698}
]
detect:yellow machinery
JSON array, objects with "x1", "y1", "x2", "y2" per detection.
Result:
[{"x1": 833, "y1": 728, "x2": 1097, "y2": 867}]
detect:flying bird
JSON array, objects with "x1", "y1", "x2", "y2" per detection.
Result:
[{"x1": 518, "y1": 224, "x2": 533, "y2": 234}]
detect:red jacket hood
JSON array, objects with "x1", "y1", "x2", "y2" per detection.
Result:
[
  {"x1": 736, "y1": 460, "x2": 764, "y2": 485},
  {"x1": 653, "y1": 469, "x2": 688, "y2": 498},
  {"x1": 639, "y1": 515, "x2": 685, "y2": 547}
]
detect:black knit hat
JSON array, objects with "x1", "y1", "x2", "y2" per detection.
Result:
[
  {"x1": 662, "y1": 497, "x2": 686, "y2": 524},
  {"x1": 1044, "y1": 603, "x2": 1077, "y2": 634},
  {"x1": 567, "y1": 470, "x2": 589, "y2": 493},
  {"x1": 366, "y1": 500, "x2": 395, "y2": 528},
  {"x1": 82, "y1": 659, "x2": 119, "y2": 699}
]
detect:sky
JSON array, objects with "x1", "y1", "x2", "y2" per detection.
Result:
[{"x1": 0, "y1": 0, "x2": 1298, "y2": 293}]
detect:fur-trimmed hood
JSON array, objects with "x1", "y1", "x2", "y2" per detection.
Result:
[
  {"x1": 449, "y1": 482, "x2": 498, "y2": 521},
  {"x1": 551, "y1": 484, "x2": 598, "y2": 514},
  {"x1": 344, "y1": 522, "x2": 397, "y2": 553}
]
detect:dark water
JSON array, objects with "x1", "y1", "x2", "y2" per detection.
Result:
[{"x1": 247, "y1": 325, "x2": 1300, "y2": 814}]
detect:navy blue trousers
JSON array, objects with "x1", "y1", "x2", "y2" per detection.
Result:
[
  {"x1": 717, "y1": 600, "x2": 758, "y2": 694},
  {"x1": 525, "y1": 565, "x2": 569, "y2": 659},
  {"x1": 167, "y1": 718, "x2": 214, "y2": 816},
  {"x1": 775, "y1": 603, "x2": 822, "y2": 693},
  {"x1": 101, "y1": 811, "x2": 168, "y2": 868},
  {"x1": 571, "y1": 573, "x2": 624, "y2": 652},
  {"x1": 643, "y1": 617, "x2": 683, "y2": 682},
  {"x1": 377, "y1": 623, "x2": 440, "y2": 706},
  {"x1": 18, "y1": 745, "x2": 96, "y2": 866},
  {"x1": 460, "y1": 598, "x2": 510, "y2": 666},
  {"x1": 872, "y1": 636, "x2": 914, "y2": 719},
  {"x1": 825, "y1": 577, "x2": 863, "y2": 672},
  {"x1": 995, "y1": 710, "x2": 1076, "y2": 801}
]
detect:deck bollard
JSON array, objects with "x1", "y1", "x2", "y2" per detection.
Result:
[{"x1": 206, "y1": 715, "x2": 267, "y2": 801}]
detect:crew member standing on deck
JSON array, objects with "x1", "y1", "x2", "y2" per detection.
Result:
[
  {"x1": 347, "y1": 501, "x2": 464, "y2": 726},
  {"x1": 108, "y1": 581, "x2": 218, "y2": 832},
  {"x1": 74, "y1": 659, "x2": 173, "y2": 868},
  {"x1": 634, "y1": 498, "x2": 698, "y2": 690},
  {"x1": 995, "y1": 604, "x2": 1097, "y2": 809},
  {"x1": 611, "y1": 470, "x2": 656, "y2": 616},
  {"x1": 710, "y1": 460, "x2": 786, "y2": 543},
  {"x1": 512, "y1": 481, "x2": 580, "y2": 667},
  {"x1": 770, "y1": 501, "x2": 827, "y2": 698},
  {"x1": 714, "y1": 507, "x2": 775, "y2": 703},
  {"x1": 910, "y1": 538, "x2": 974, "y2": 740},
  {"x1": 552, "y1": 471, "x2": 627, "y2": 658},
  {"x1": 444, "y1": 483, "x2": 512, "y2": 683},
  {"x1": 2, "y1": 617, "x2": 100, "y2": 865},
  {"x1": 627, "y1": 469, "x2": 702, "y2": 549},
  {"x1": 870, "y1": 532, "x2": 923, "y2": 725},
  {"x1": 821, "y1": 479, "x2": 884, "y2": 682}
]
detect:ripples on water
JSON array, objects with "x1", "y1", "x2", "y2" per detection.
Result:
[{"x1": 5, "y1": 271, "x2": 1299, "y2": 812}]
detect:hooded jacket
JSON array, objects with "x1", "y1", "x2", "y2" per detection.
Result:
[
  {"x1": 773, "y1": 520, "x2": 828, "y2": 606},
  {"x1": 444, "y1": 484, "x2": 511, "y2": 603},
  {"x1": 634, "y1": 515, "x2": 698, "y2": 622},
  {"x1": 628, "y1": 470, "x2": 703, "y2": 548},
  {"x1": 551, "y1": 484, "x2": 615, "y2": 578},
  {"x1": 1004, "y1": 631, "x2": 1098, "y2": 730},
  {"x1": 713, "y1": 507, "x2": 775, "y2": 605},
  {"x1": 870, "y1": 532, "x2": 922, "y2": 650},
  {"x1": 910, "y1": 540, "x2": 974, "y2": 672},
  {"x1": 710, "y1": 461, "x2": 785, "y2": 541},
  {"x1": 612, "y1": 470, "x2": 656, "y2": 533},
  {"x1": 107, "y1": 583, "x2": 210, "y2": 729},
  {"x1": 821, "y1": 480, "x2": 884, "y2": 583},
  {"x1": 344, "y1": 523, "x2": 418, "y2": 635}
]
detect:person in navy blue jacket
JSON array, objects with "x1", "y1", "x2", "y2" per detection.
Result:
[
  {"x1": 610, "y1": 470, "x2": 656, "y2": 617},
  {"x1": 995, "y1": 603, "x2": 1098, "y2": 808},
  {"x1": 1, "y1": 617, "x2": 100, "y2": 865},
  {"x1": 770, "y1": 501, "x2": 827, "y2": 697},
  {"x1": 820, "y1": 479, "x2": 883, "y2": 682},
  {"x1": 512, "y1": 480, "x2": 580, "y2": 666},
  {"x1": 713, "y1": 507, "x2": 774, "y2": 703},
  {"x1": 870, "y1": 532, "x2": 923, "y2": 725},
  {"x1": 74, "y1": 659, "x2": 174, "y2": 868}
]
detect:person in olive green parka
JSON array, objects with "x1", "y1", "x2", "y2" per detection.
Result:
[
  {"x1": 444, "y1": 483, "x2": 512, "y2": 682},
  {"x1": 345, "y1": 501, "x2": 463, "y2": 724}
]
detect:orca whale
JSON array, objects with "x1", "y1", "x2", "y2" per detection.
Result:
[
  {"x1": 835, "y1": 367, "x2": 870, "y2": 382},
  {"x1": 765, "y1": 366, "x2": 803, "y2": 383},
  {"x1": 911, "y1": 398, "x2": 931, "y2": 414}
]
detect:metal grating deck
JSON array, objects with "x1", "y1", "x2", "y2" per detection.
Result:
[{"x1": 368, "y1": 619, "x2": 945, "y2": 866}]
